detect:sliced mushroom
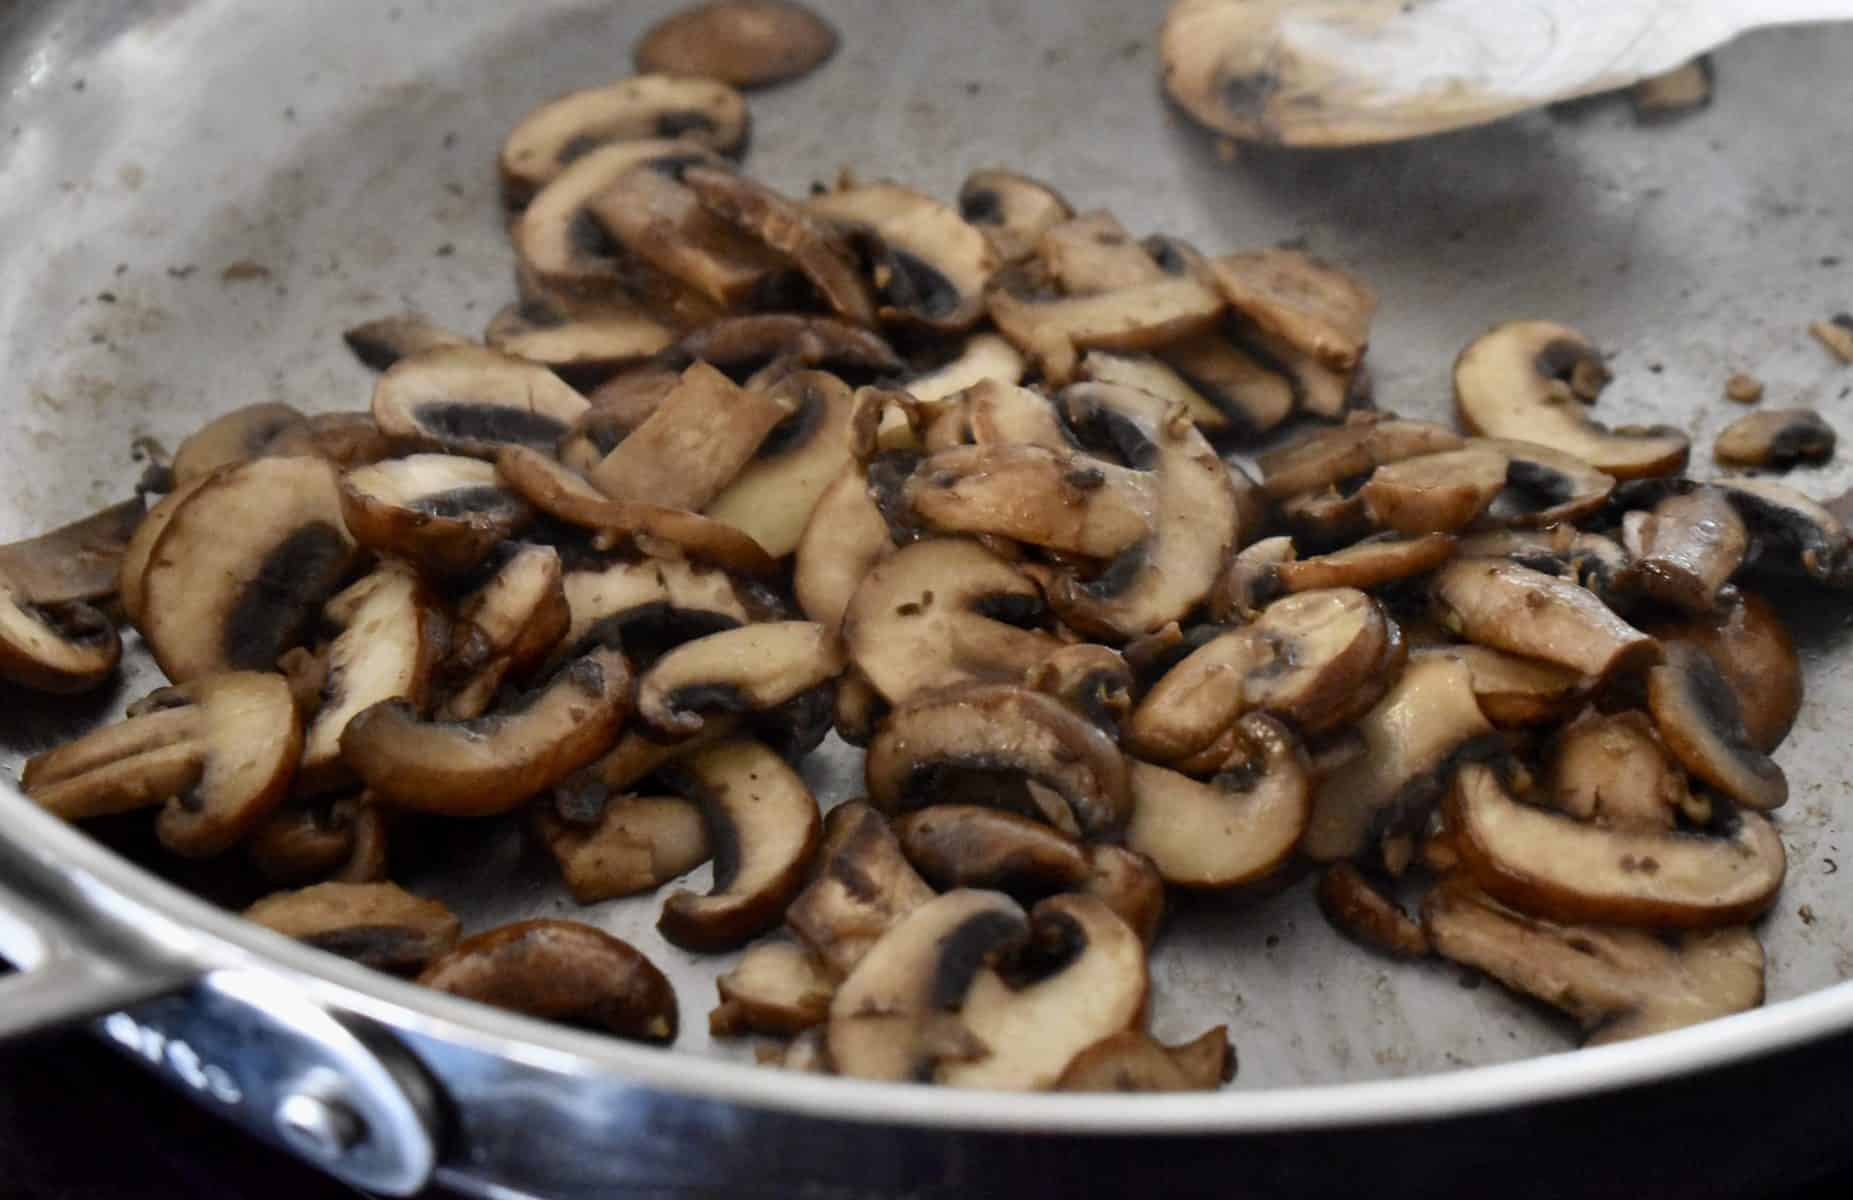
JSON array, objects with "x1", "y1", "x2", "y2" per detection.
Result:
[
  {"x1": 904, "y1": 442, "x2": 1156, "y2": 559},
  {"x1": 1036, "y1": 211, "x2": 1168, "y2": 294},
  {"x1": 338, "y1": 454, "x2": 532, "y2": 577},
  {"x1": 439, "y1": 544, "x2": 570, "y2": 719},
  {"x1": 953, "y1": 378, "x2": 1073, "y2": 450},
  {"x1": 372, "y1": 345, "x2": 591, "y2": 459},
  {"x1": 1424, "y1": 879, "x2": 1763, "y2": 1045},
  {"x1": 1230, "y1": 317, "x2": 1364, "y2": 422},
  {"x1": 24, "y1": 671, "x2": 301, "y2": 857},
  {"x1": 1714, "y1": 408, "x2": 1836, "y2": 469},
  {"x1": 170, "y1": 403, "x2": 310, "y2": 485},
  {"x1": 0, "y1": 497, "x2": 143, "y2": 607},
  {"x1": 1619, "y1": 485, "x2": 1747, "y2": 615},
  {"x1": 1207, "y1": 535, "x2": 1295, "y2": 621},
  {"x1": 1720, "y1": 478, "x2": 1851, "y2": 583},
  {"x1": 245, "y1": 881, "x2": 459, "y2": 974},
  {"x1": 1208, "y1": 249, "x2": 1376, "y2": 371},
  {"x1": 1548, "y1": 709, "x2": 1690, "y2": 831},
  {"x1": 1409, "y1": 645, "x2": 1585, "y2": 729},
  {"x1": 1454, "y1": 321, "x2": 1689, "y2": 479},
  {"x1": 499, "y1": 76, "x2": 747, "y2": 207},
  {"x1": 483, "y1": 297, "x2": 674, "y2": 381},
  {"x1": 1646, "y1": 643, "x2": 1787, "y2": 813},
  {"x1": 683, "y1": 165, "x2": 877, "y2": 327},
  {"x1": 0, "y1": 584, "x2": 119, "y2": 695},
  {"x1": 1302, "y1": 655, "x2": 1497, "y2": 863},
  {"x1": 1082, "y1": 845, "x2": 1166, "y2": 947},
  {"x1": 636, "y1": 621, "x2": 844, "y2": 737},
  {"x1": 1447, "y1": 761, "x2": 1786, "y2": 929},
  {"x1": 695, "y1": 371, "x2": 858, "y2": 557},
  {"x1": 1079, "y1": 350, "x2": 1242, "y2": 440},
  {"x1": 1359, "y1": 447, "x2": 1509, "y2": 535},
  {"x1": 1126, "y1": 714, "x2": 1310, "y2": 889},
  {"x1": 1276, "y1": 533, "x2": 1457, "y2": 594},
  {"x1": 809, "y1": 182, "x2": 999, "y2": 332},
  {"x1": 342, "y1": 315, "x2": 472, "y2": 372},
  {"x1": 1317, "y1": 863, "x2": 1429, "y2": 959},
  {"x1": 1453, "y1": 526, "x2": 1632, "y2": 608},
  {"x1": 1056, "y1": 1028, "x2": 1234, "y2": 1092},
  {"x1": 656, "y1": 738, "x2": 823, "y2": 951},
  {"x1": 901, "y1": 333, "x2": 1028, "y2": 410},
  {"x1": 709, "y1": 940, "x2": 836, "y2": 1038},
  {"x1": 956, "y1": 169, "x2": 1072, "y2": 266},
  {"x1": 418, "y1": 919, "x2": 678, "y2": 1042},
  {"x1": 635, "y1": 0, "x2": 836, "y2": 87},
  {"x1": 587, "y1": 361, "x2": 793, "y2": 510},
  {"x1": 134, "y1": 455, "x2": 359, "y2": 683},
  {"x1": 1023, "y1": 643, "x2": 1134, "y2": 734},
  {"x1": 866, "y1": 683, "x2": 1132, "y2": 839},
  {"x1": 1645, "y1": 594, "x2": 1800, "y2": 753},
  {"x1": 894, "y1": 805, "x2": 1090, "y2": 896},
  {"x1": 987, "y1": 268, "x2": 1226, "y2": 386},
  {"x1": 560, "y1": 369, "x2": 682, "y2": 472},
  {"x1": 1258, "y1": 415, "x2": 1463, "y2": 499},
  {"x1": 786, "y1": 801, "x2": 935, "y2": 978},
  {"x1": 341, "y1": 645, "x2": 630, "y2": 817},
  {"x1": 1479, "y1": 438, "x2": 1617, "y2": 528},
  {"x1": 1159, "y1": 332, "x2": 1297, "y2": 441},
  {"x1": 1431, "y1": 559, "x2": 1660, "y2": 683},
  {"x1": 267, "y1": 411, "x2": 400, "y2": 472},
  {"x1": 557, "y1": 556, "x2": 748, "y2": 668},
  {"x1": 582, "y1": 169, "x2": 793, "y2": 313},
  {"x1": 247, "y1": 794, "x2": 382, "y2": 885}
]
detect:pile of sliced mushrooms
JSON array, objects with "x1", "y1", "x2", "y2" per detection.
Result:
[{"x1": 7, "y1": 50, "x2": 1848, "y2": 1091}]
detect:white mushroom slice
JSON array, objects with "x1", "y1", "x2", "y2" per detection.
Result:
[
  {"x1": 1549, "y1": 710, "x2": 1688, "y2": 831},
  {"x1": 656, "y1": 738, "x2": 822, "y2": 951},
  {"x1": 683, "y1": 166, "x2": 877, "y2": 327},
  {"x1": 637, "y1": 621, "x2": 844, "y2": 737},
  {"x1": 894, "y1": 805, "x2": 1091, "y2": 897},
  {"x1": 1125, "y1": 715, "x2": 1310, "y2": 889},
  {"x1": 1303, "y1": 655, "x2": 1497, "y2": 863},
  {"x1": 703, "y1": 372, "x2": 857, "y2": 558},
  {"x1": 635, "y1": 0, "x2": 838, "y2": 88},
  {"x1": 588, "y1": 361, "x2": 794, "y2": 510},
  {"x1": 1454, "y1": 321, "x2": 1689, "y2": 479},
  {"x1": 1620, "y1": 486, "x2": 1747, "y2": 615},
  {"x1": 499, "y1": 76, "x2": 747, "y2": 207},
  {"x1": 1644, "y1": 594, "x2": 1800, "y2": 754},
  {"x1": 901, "y1": 333, "x2": 1027, "y2": 408},
  {"x1": 559, "y1": 557, "x2": 748, "y2": 665},
  {"x1": 1448, "y1": 762, "x2": 1786, "y2": 929},
  {"x1": 1714, "y1": 408, "x2": 1837, "y2": 470},
  {"x1": 245, "y1": 881, "x2": 460, "y2": 974},
  {"x1": 1647, "y1": 644, "x2": 1788, "y2": 813},
  {"x1": 786, "y1": 801, "x2": 935, "y2": 978},
  {"x1": 339, "y1": 454, "x2": 532, "y2": 577},
  {"x1": 1360, "y1": 447, "x2": 1510, "y2": 535},
  {"x1": 24, "y1": 672, "x2": 300, "y2": 857},
  {"x1": 958, "y1": 169, "x2": 1074, "y2": 265},
  {"x1": 1410, "y1": 645, "x2": 1585, "y2": 729},
  {"x1": 1478, "y1": 438, "x2": 1616, "y2": 528},
  {"x1": 1080, "y1": 351, "x2": 1239, "y2": 439},
  {"x1": 987, "y1": 272, "x2": 1226, "y2": 386},
  {"x1": 341, "y1": 645, "x2": 630, "y2": 817},
  {"x1": 1423, "y1": 880, "x2": 1763, "y2": 1046},
  {"x1": 709, "y1": 940, "x2": 836, "y2": 1038},
  {"x1": 535, "y1": 795, "x2": 710, "y2": 904},
  {"x1": 905, "y1": 442, "x2": 1156, "y2": 559},
  {"x1": 483, "y1": 298, "x2": 674, "y2": 378},
  {"x1": 119, "y1": 472, "x2": 215, "y2": 625},
  {"x1": 842, "y1": 538, "x2": 1061, "y2": 707},
  {"x1": 1056, "y1": 1028, "x2": 1235, "y2": 1093},
  {"x1": 809, "y1": 182, "x2": 999, "y2": 332},
  {"x1": 0, "y1": 497, "x2": 143, "y2": 607},
  {"x1": 584, "y1": 165, "x2": 793, "y2": 309},
  {"x1": 171, "y1": 403, "x2": 310, "y2": 485},
  {"x1": 1256, "y1": 415, "x2": 1463, "y2": 499},
  {"x1": 342, "y1": 315, "x2": 472, "y2": 372},
  {"x1": 1431, "y1": 559, "x2": 1660, "y2": 683},
  {"x1": 0, "y1": 584, "x2": 119, "y2": 695},
  {"x1": 372, "y1": 345, "x2": 591, "y2": 459},
  {"x1": 866, "y1": 683, "x2": 1132, "y2": 839},
  {"x1": 794, "y1": 466, "x2": 893, "y2": 632},
  {"x1": 440, "y1": 545, "x2": 570, "y2": 720},
  {"x1": 1276, "y1": 533, "x2": 1457, "y2": 593},
  {"x1": 136, "y1": 456, "x2": 359, "y2": 684},
  {"x1": 1208, "y1": 249, "x2": 1377, "y2": 371},
  {"x1": 1316, "y1": 862, "x2": 1429, "y2": 959}
]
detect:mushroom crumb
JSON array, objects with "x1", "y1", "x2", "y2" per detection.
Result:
[
  {"x1": 1812, "y1": 315, "x2": 1853, "y2": 364},
  {"x1": 1725, "y1": 373, "x2": 1764, "y2": 404}
]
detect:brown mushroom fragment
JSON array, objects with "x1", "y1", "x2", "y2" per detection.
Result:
[
  {"x1": 1452, "y1": 526, "x2": 1632, "y2": 607},
  {"x1": 1257, "y1": 415, "x2": 1463, "y2": 499},
  {"x1": 1360, "y1": 447, "x2": 1508, "y2": 535},
  {"x1": 343, "y1": 315, "x2": 472, "y2": 372},
  {"x1": 1645, "y1": 594, "x2": 1800, "y2": 753},
  {"x1": 1453, "y1": 321, "x2": 1689, "y2": 479},
  {"x1": 1275, "y1": 533, "x2": 1456, "y2": 593},
  {"x1": 635, "y1": 0, "x2": 837, "y2": 89},
  {"x1": 1207, "y1": 535, "x2": 1294, "y2": 621},
  {"x1": 1082, "y1": 845, "x2": 1167, "y2": 947},
  {"x1": 1480, "y1": 438, "x2": 1617, "y2": 528},
  {"x1": 245, "y1": 882, "x2": 459, "y2": 974},
  {"x1": 657, "y1": 738, "x2": 822, "y2": 951},
  {"x1": 267, "y1": 411, "x2": 399, "y2": 473},
  {"x1": 1317, "y1": 863, "x2": 1429, "y2": 958},
  {"x1": 25, "y1": 672, "x2": 301, "y2": 857},
  {"x1": 959, "y1": 169, "x2": 1074, "y2": 265},
  {"x1": 809, "y1": 183, "x2": 999, "y2": 332},
  {"x1": 1037, "y1": 211, "x2": 1169, "y2": 294},
  {"x1": 418, "y1": 919, "x2": 678, "y2": 1042},
  {"x1": 684, "y1": 166, "x2": 877, "y2": 327},
  {"x1": 247, "y1": 794, "x2": 383, "y2": 885},
  {"x1": 786, "y1": 801, "x2": 935, "y2": 978},
  {"x1": 905, "y1": 442, "x2": 1155, "y2": 558},
  {"x1": 341, "y1": 645, "x2": 630, "y2": 817},
  {"x1": 536, "y1": 793, "x2": 709, "y2": 903},
  {"x1": 1024, "y1": 643, "x2": 1134, "y2": 733},
  {"x1": 1619, "y1": 486, "x2": 1747, "y2": 615},
  {"x1": 1811, "y1": 315, "x2": 1853, "y2": 364},
  {"x1": 170, "y1": 403, "x2": 310, "y2": 485},
  {"x1": 901, "y1": 333, "x2": 1027, "y2": 409},
  {"x1": 637, "y1": 621, "x2": 844, "y2": 736},
  {"x1": 703, "y1": 371, "x2": 858, "y2": 557},
  {"x1": 0, "y1": 585, "x2": 120, "y2": 694},
  {"x1": 1646, "y1": 643, "x2": 1787, "y2": 813},
  {"x1": 987, "y1": 270, "x2": 1226, "y2": 386},
  {"x1": 895, "y1": 806, "x2": 1090, "y2": 897},
  {"x1": 1056, "y1": 1028, "x2": 1234, "y2": 1092},
  {"x1": 1410, "y1": 645, "x2": 1585, "y2": 729},
  {"x1": 1548, "y1": 710, "x2": 1689, "y2": 830},
  {"x1": 1208, "y1": 249, "x2": 1376, "y2": 371},
  {"x1": 1447, "y1": 762, "x2": 1786, "y2": 929},
  {"x1": 584, "y1": 167, "x2": 795, "y2": 312},
  {"x1": 557, "y1": 556, "x2": 749, "y2": 666},
  {"x1": 439, "y1": 544, "x2": 570, "y2": 720},
  {"x1": 588, "y1": 361, "x2": 793, "y2": 510},
  {"x1": 372, "y1": 345, "x2": 591, "y2": 459},
  {"x1": 1431, "y1": 559, "x2": 1660, "y2": 683},
  {"x1": 1423, "y1": 879, "x2": 1763, "y2": 1045},
  {"x1": 0, "y1": 497, "x2": 143, "y2": 607},
  {"x1": 709, "y1": 940, "x2": 836, "y2": 1038},
  {"x1": 483, "y1": 298, "x2": 674, "y2": 380},
  {"x1": 339, "y1": 454, "x2": 533, "y2": 577},
  {"x1": 1717, "y1": 478, "x2": 1851, "y2": 584},
  {"x1": 1631, "y1": 58, "x2": 1713, "y2": 118},
  {"x1": 1714, "y1": 409, "x2": 1837, "y2": 470}
]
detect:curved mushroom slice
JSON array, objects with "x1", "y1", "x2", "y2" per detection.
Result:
[
  {"x1": 1715, "y1": 408, "x2": 1836, "y2": 470},
  {"x1": 1160, "y1": 333, "x2": 1297, "y2": 442},
  {"x1": 866, "y1": 683, "x2": 1132, "y2": 839},
  {"x1": 25, "y1": 672, "x2": 301, "y2": 857},
  {"x1": 636, "y1": 621, "x2": 844, "y2": 737},
  {"x1": 1619, "y1": 486, "x2": 1747, "y2": 615},
  {"x1": 245, "y1": 881, "x2": 459, "y2": 975},
  {"x1": 1718, "y1": 478, "x2": 1851, "y2": 584},
  {"x1": 136, "y1": 456, "x2": 359, "y2": 683},
  {"x1": 1316, "y1": 863, "x2": 1429, "y2": 959},
  {"x1": 441, "y1": 545, "x2": 569, "y2": 719},
  {"x1": 1410, "y1": 645, "x2": 1585, "y2": 729},
  {"x1": 339, "y1": 454, "x2": 532, "y2": 577},
  {"x1": 1208, "y1": 535, "x2": 1294, "y2": 622},
  {"x1": 499, "y1": 76, "x2": 747, "y2": 207},
  {"x1": 1448, "y1": 762, "x2": 1786, "y2": 929},
  {"x1": 0, "y1": 585, "x2": 119, "y2": 694},
  {"x1": 636, "y1": 0, "x2": 837, "y2": 88},
  {"x1": 901, "y1": 333, "x2": 1027, "y2": 409},
  {"x1": 1431, "y1": 559, "x2": 1660, "y2": 683},
  {"x1": 958, "y1": 169, "x2": 1073, "y2": 266},
  {"x1": 268, "y1": 411, "x2": 400, "y2": 473},
  {"x1": 418, "y1": 919, "x2": 678, "y2": 1043},
  {"x1": 786, "y1": 801, "x2": 935, "y2": 978},
  {"x1": 1647, "y1": 644, "x2": 1787, "y2": 813},
  {"x1": 372, "y1": 345, "x2": 591, "y2": 459},
  {"x1": 1424, "y1": 880, "x2": 1764, "y2": 1045},
  {"x1": 170, "y1": 403, "x2": 310, "y2": 485},
  {"x1": 1479, "y1": 438, "x2": 1616, "y2": 528},
  {"x1": 558, "y1": 556, "x2": 748, "y2": 668},
  {"x1": 535, "y1": 794, "x2": 710, "y2": 903},
  {"x1": 1257, "y1": 415, "x2": 1463, "y2": 500},
  {"x1": 1454, "y1": 321, "x2": 1689, "y2": 480},
  {"x1": 809, "y1": 182, "x2": 999, "y2": 332},
  {"x1": 0, "y1": 497, "x2": 142, "y2": 607},
  {"x1": 1080, "y1": 351, "x2": 1241, "y2": 440},
  {"x1": 842, "y1": 538, "x2": 1060, "y2": 706},
  {"x1": 1082, "y1": 845, "x2": 1167, "y2": 948},
  {"x1": 1024, "y1": 643, "x2": 1134, "y2": 734},
  {"x1": 1453, "y1": 526, "x2": 1632, "y2": 608},
  {"x1": 342, "y1": 314, "x2": 472, "y2": 372},
  {"x1": 1360, "y1": 447, "x2": 1509, "y2": 536},
  {"x1": 656, "y1": 738, "x2": 822, "y2": 951},
  {"x1": 894, "y1": 805, "x2": 1090, "y2": 897},
  {"x1": 794, "y1": 467, "x2": 893, "y2": 632},
  {"x1": 247, "y1": 794, "x2": 382, "y2": 885},
  {"x1": 709, "y1": 940, "x2": 836, "y2": 1038},
  {"x1": 1645, "y1": 594, "x2": 1800, "y2": 753},
  {"x1": 683, "y1": 166, "x2": 877, "y2": 327},
  {"x1": 701, "y1": 371, "x2": 857, "y2": 557},
  {"x1": 585, "y1": 166, "x2": 796, "y2": 311},
  {"x1": 341, "y1": 645, "x2": 630, "y2": 817},
  {"x1": 987, "y1": 269, "x2": 1226, "y2": 386},
  {"x1": 1230, "y1": 317, "x2": 1366, "y2": 422},
  {"x1": 1303, "y1": 655, "x2": 1498, "y2": 863},
  {"x1": 483, "y1": 298, "x2": 674, "y2": 380},
  {"x1": 1548, "y1": 710, "x2": 1689, "y2": 831},
  {"x1": 1046, "y1": 383, "x2": 1238, "y2": 639},
  {"x1": 1276, "y1": 533, "x2": 1457, "y2": 594},
  {"x1": 1126, "y1": 715, "x2": 1310, "y2": 889},
  {"x1": 904, "y1": 442, "x2": 1156, "y2": 559},
  {"x1": 672, "y1": 315, "x2": 903, "y2": 379},
  {"x1": 1208, "y1": 249, "x2": 1377, "y2": 372},
  {"x1": 588, "y1": 361, "x2": 793, "y2": 510},
  {"x1": 1056, "y1": 1027, "x2": 1235, "y2": 1093},
  {"x1": 119, "y1": 473, "x2": 215, "y2": 625}
]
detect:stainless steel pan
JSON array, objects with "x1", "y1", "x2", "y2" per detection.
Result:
[{"x1": 4, "y1": 2, "x2": 1853, "y2": 1195}]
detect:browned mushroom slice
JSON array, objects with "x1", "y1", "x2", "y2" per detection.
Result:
[
  {"x1": 1548, "y1": 709, "x2": 1691, "y2": 830},
  {"x1": 341, "y1": 645, "x2": 630, "y2": 817},
  {"x1": 1232, "y1": 319, "x2": 1365, "y2": 422},
  {"x1": 697, "y1": 372, "x2": 858, "y2": 557},
  {"x1": 987, "y1": 269, "x2": 1225, "y2": 386},
  {"x1": 586, "y1": 361, "x2": 792, "y2": 510},
  {"x1": 1719, "y1": 478, "x2": 1851, "y2": 584},
  {"x1": 1207, "y1": 535, "x2": 1295, "y2": 621},
  {"x1": 636, "y1": 0, "x2": 836, "y2": 86},
  {"x1": 1056, "y1": 1027, "x2": 1235, "y2": 1093},
  {"x1": 672, "y1": 315, "x2": 903, "y2": 379},
  {"x1": 1257, "y1": 415, "x2": 1463, "y2": 499},
  {"x1": 1079, "y1": 351, "x2": 1235, "y2": 439},
  {"x1": 1454, "y1": 321, "x2": 1689, "y2": 479},
  {"x1": 905, "y1": 442, "x2": 1156, "y2": 559},
  {"x1": 1082, "y1": 845, "x2": 1166, "y2": 947},
  {"x1": 418, "y1": 919, "x2": 678, "y2": 1042},
  {"x1": 957, "y1": 169, "x2": 1074, "y2": 265},
  {"x1": 535, "y1": 793, "x2": 710, "y2": 903},
  {"x1": 1423, "y1": 879, "x2": 1763, "y2": 1045},
  {"x1": 1479, "y1": 438, "x2": 1617, "y2": 528},
  {"x1": 25, "y1": 671, "x2": 301, "y2": 857},
  {"x1": 1409, "y1": 645, "x2": 1585, "y2": 729},
  {"x1": 1162, "y1": 333, "x2": 1298, "y2": 442},
  {"x1": 1359, "y1": 447, "x2": 1509, "y2": 535},
  {"x1": 246, "y1": 882, "x2": 459, "y2": 974},
  {"x1": 1303, "y1": 655, "x2": 1498, "y2": 863},
  {"x1": 560, "y1": 369, "x2": 683, "y2": 472},
  {"x1": 483, "y1": 298, "x2": 674, "y2": 379},
  {"x1": 499, "y1": 76, "x2": 747, "y2": 207},
  {"x1": 1023, "y1": 643, "x2": 1134, "y2": 733},
  {"x1": 1646, "y1": 644, "x2": 1787, "y2": 813},
  {"x1": 656, "y1": 738, "x2": 822, "y2": 951},
  {"x1": 343, "y1": 315, "x2": 472, "y2": 372},
  {"x1": 1208, "y1": 249, "x2": 1377, "y2": 371},
  {"x1": 558, "y1": 556, "x2": 748, "y2": 667},
  {"x1": 1431, "y1": 559, "x2": 1660, "y2": 683},
  {"x1": 0, "y1": 497, "x2": 142, "y2": 607},
  {"x1": 636, "y1": 621, "x2": 844, "y2": 737},
  {"x1": 135, "y1": 456, "x2": 359, "y2": 683},
  {"x1": 170, "y1": 403, "x2": 310, "y2": 485},
  {"x1": 268, "y1": 412, "x2": 400, "y2": 473},
  {"x1": 119, "y1": 473, "x2": 215, "y2": 625},
  {"x1": 786, "y1": 801, "x2": 935, "y2": 977},
  {"x1": 1036, "y1": 211, "x2": 1170, "y2": 294},
  {"x1": 794, "y1": 467, "x2": 893, "y2": 632},
  {"x1": 441, "y1": 545, "x2": 570, "y2": 719},
  {"x1": 1714, "y1": 408, "x2": 1837, "y2": 469},
  {"x1": 1276, "y1": 533, "x2": 1457, "y2": 594},
  {"x1": 1620, "y1": 486, "x2": 1747, "y2": 615},
  {"x1": 901, "y1": 333, "x2": 1028, "y2": 410},
  {"x1": 1452, "y1": 526, "x2": 1632, "y2": 607},
  {"x1": 1317, "y1": 863, "x2": 1429, "y2": 958},
  {"x1": 683, "y1": 165, "x2": 877, "y2": 327},
  {"x1": 1645, "y1": 594, "x2": 1800, "y2": 753},
  {"x1": 1447, "y1": 762, "x2": 1786, "y2": 929},
  {"x1": 1126, "y1": 715, "x2": 1310, "y2": 889},
  {"x1": 952, "y1": 378, "x2": 1073, "y2": 450},
  {"x1": 0, "y1": 585, "x2": 119, "y2": 695},
  {"x1": 338, "y1": 454, "x2": 532, "y2": 577},
  {"x1": 894, "y1": 805, "x2": 1090, "y2": 896},
  {"x1": 584, "y1": 165, "x2": 794, "y2": 310},
  {"x1": 709, "y1": 940, "x2": 836, "y2": 1037},
  {"x1": 809, "y1": 183, "x2": 999, "y2": 332},
  {"x1": 372, "y1": 345, "x2": 591, "y2": 459},
  {"x1": 247, "y1": 794, "x2": 382, "y2": 885}
]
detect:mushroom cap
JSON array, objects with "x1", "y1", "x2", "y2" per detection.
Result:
[
  {"x1": 1714, "y1": 408, "x2": 1837, "y2": 470},
  {"x1": 894, "y1": 805, "x2": 1091, "y2": 897},
  {"x1": 958, "y1": 168, "x2": 1075, "y2": 266},
  {"x1": 1359, "y1": 447, "x2": 1509, "y2": 536},
  {"x1": 1431, "y1": 558, "x2": 1660, "y2": 683},
  {"x1": 343, "y1": 314, "x2": 472, "y2": 372},
  {"x1": 1646, "y1": 643, "x2": 1788, "y2": 813},
  {"x1": 1644, "y1": 594, "x2": 1801, "y2": 753},
  {"x1": 170, "y1": 403, "x2": 309, "y2": 485},
  {"x1": 484, "y1": 297, "x2": 674, "y2": 380}
]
